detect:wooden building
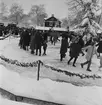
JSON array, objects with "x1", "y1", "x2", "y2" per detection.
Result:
[{"x1": 44, "y1": 14, "x2": 61, "y2": 27}]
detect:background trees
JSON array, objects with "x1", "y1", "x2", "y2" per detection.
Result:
[
  {"x1": 8, "y1": 3, "x2": 24, "y2": 25},
  {"x1": 0, "y1": 2, "x2": 8, "y2": 20},
  {"x1": 66, "y1": 0, "x2": 101, "y2": 26},
  {"x1": 29, "y1": 4, "x2": 48, "y2": 26}
]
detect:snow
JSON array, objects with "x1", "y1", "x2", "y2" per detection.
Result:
[
  {"x1": 0, "y1": 37, "x2": 102, "y2": 105},
  {"x1": 0, "y1": 96, "x2": 33, "y2": 105},
  {"x1": 0, "y1": 65, "x2": 102, "y2": 105}
]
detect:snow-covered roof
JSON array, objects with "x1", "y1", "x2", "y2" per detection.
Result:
[{"x1": 35, "y1": 26, "x2": 67, "y2": 31}]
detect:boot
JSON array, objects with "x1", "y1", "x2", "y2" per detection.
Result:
[
  {"x1": 87, "y1": 69, "x2": 91, "y2": 72},
  {"x1": 73, "y1": 64, "x2": 76, "y2": 67}
]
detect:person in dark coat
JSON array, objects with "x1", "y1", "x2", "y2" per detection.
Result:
[
  {"x1": 96, "y1": 38, "x2": 102, "y2": 57},
  {"x1": 68, "y1": 36, "x2": 81, "y2": 67},
  {"x1": 35, "y1": 31, "x2": 43, "y2": 56},
  {"x1": 60, "y1": 36, "x2": 68, "y2": 61},
  {"x1": 43, "y1": 31, "x2": 48, "y2": 41},
  {"x1": 42, "y1": 31, "x2": 48, "y2": 55},
  {"x1": 19, "y1": 29, "x2": 25, "y2": 49},
  {"x1": 0, "y1": 29, "x2": 3, "y2": 36},
  {"x1": 23, "y1": 29, "x2": 31, "y2": 50},
  {"x1": 30, "y1": 29, "x2": 36, "y2": 54},
  {"x1": 78, "y1": 36, "x2": 85, "y2": 56}
]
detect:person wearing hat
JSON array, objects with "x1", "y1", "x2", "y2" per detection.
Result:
[{"x1": 81, "y1": 41, "x2": 98, "y2": 71}]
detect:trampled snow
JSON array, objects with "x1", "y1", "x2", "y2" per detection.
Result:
[{"x1": 0, "y1": 36, "x2": 102, "y2": 105}]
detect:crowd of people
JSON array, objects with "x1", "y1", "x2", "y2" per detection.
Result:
[
  {"x1": 18, "y1": 27, "x2": 60, "y2": 56},
  {"x1": 60, "y1": 32, "x2": 102, "y2": 72},
  {"x1": 1, "y1": 23, "x2": 102, "y2": 72},
  {"x1": 18, "y1": 26, "x2": 102, "y2": 72}
]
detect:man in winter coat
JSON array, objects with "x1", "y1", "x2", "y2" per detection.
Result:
[
  {"x1": 30, "y1": 30, "x2": 36, "y2": 54},
  {"x1": 35, "y1": 31, "x2": 43, "y2": 56},
  {"x1": 23, "y1": 29, "x2": 31, "y2": 50}
]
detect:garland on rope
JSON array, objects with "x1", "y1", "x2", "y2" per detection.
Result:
[
  {"x1": 0, "y1": 56, "x2": 101, "y2": 80},
  {"x1": 0, "y1": 56, "x2": 38, "y2": 67},
  {"x1": 39, "y1": 61, "x2": 102, "y2": 80}
]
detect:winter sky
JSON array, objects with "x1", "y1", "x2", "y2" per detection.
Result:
[
  {"x1": 0, "y1": 0, "x2": 102, "y2": 19},
  {"x1": 1, "y1": 0, "x2": 68, "y2": 19}
]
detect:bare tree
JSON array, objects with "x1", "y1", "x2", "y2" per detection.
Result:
[
  {"x1": 29, "y1": 4, "x2": 48, "y2": 26},
  {"x1": 66, "y1": 0, "x2": 101, "y2": 25},
  {"x1": 0, "y1": 2, "x2": 8, "y2": 20},
  {"x1": 9, "y1": 3, "x2": 24, "y2": 25},
  {"x1": 61, "y1": 17, "x2": 70, "y2": 28}
]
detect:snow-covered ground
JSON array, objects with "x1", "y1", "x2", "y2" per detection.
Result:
[
  {"x1": 0, "y1": 65, "x2": 102, "y2": 105},
  {"x1": 0, "y1": 36, "x2": 102, "y2": 105}
]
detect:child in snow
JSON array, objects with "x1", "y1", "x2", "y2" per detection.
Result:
[{"x1": 81, "y1": 41, "x2": 98, "y2": 72}]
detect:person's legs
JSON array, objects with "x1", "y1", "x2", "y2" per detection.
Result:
[
  {"x1": 73, "y1": 57, "x2": 78, "y2": 67},
  {"x1": 99, "y1": 53, "x2": 100, "y2": 57},
  {"x1": 86, "y1": 60, "x2": 91, "y2": 71},
  {"x1": 60, "y1": 54, "x2": 63, "y2": 61},
  {"x1": 23, "y1": 45, "x2": 26, "y2": 50},
  {"x1": 36, "y1": 48, "x2": 38, "y2": 55},
  {"x1": 81, "y1": 61, "x2": 89, "y2": 68},
  {"x1": 68, "y1": 57, "x2": 73, "y2": 64},
  {"x1": 39, "y1": 47, "x2": 41, "y2": 56},
  {"x1": 43, "y1": 47, "x2": 47, "y2": 55},
  {"x1": 31, "y1": 49, "x2": 34, "y2": 54}
]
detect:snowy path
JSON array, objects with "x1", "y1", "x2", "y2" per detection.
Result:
[
  {"x1": 0, "y1": 37, "x2": 100, "y2": 73},
  {"x1": 0, "y1": 37, "x2": 102, "y2": 105},
  {"x1": 0, "y1": 37, "x2": 102, "y2": 86}
]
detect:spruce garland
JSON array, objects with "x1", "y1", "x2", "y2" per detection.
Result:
[
  {"x1": 0, "y1": 56, "x2": 101, "y2": 80},
  {"x1": 40, "y1": 61, "x2": 102, "y2": 80},
  {"x1": 0, "y1": 56, "x2": 38, "y2": 67}
]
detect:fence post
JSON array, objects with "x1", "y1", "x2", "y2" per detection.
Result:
[{"x1": 37, "y1": 60, "x2": 40, "y2": 81}]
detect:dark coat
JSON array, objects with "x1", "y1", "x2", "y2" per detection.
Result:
[
  {"x1": 23, "y1": 30, "x2": 30, "y2": 46},
  {"x1": 60, "y1": 38, "x2": 68, "y2": 54},
  {"x1": 43, "y1": 32, "x2": 48, "y2": 41},
  {"x1": 30, "y1": 31, "x2": 36, "y2": 50},
  {"x1": 35, "y1": 32, "x2": 43, "y2": 49},
  {"x1": 69, "y1": 42, "x2": 81, "y2": 58},
  {"x1": 30, "y1": 34, "x2": 36, "y2": 50},
  {"x1": 78, "y1": 37, "x2": 84, "y2": 48},
  {"x1": 0, "y1": 29, "x2": 3, "y2": 36},
  {"x1": 97, "y1": 40, "x2": 102, "y2": 53}
]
